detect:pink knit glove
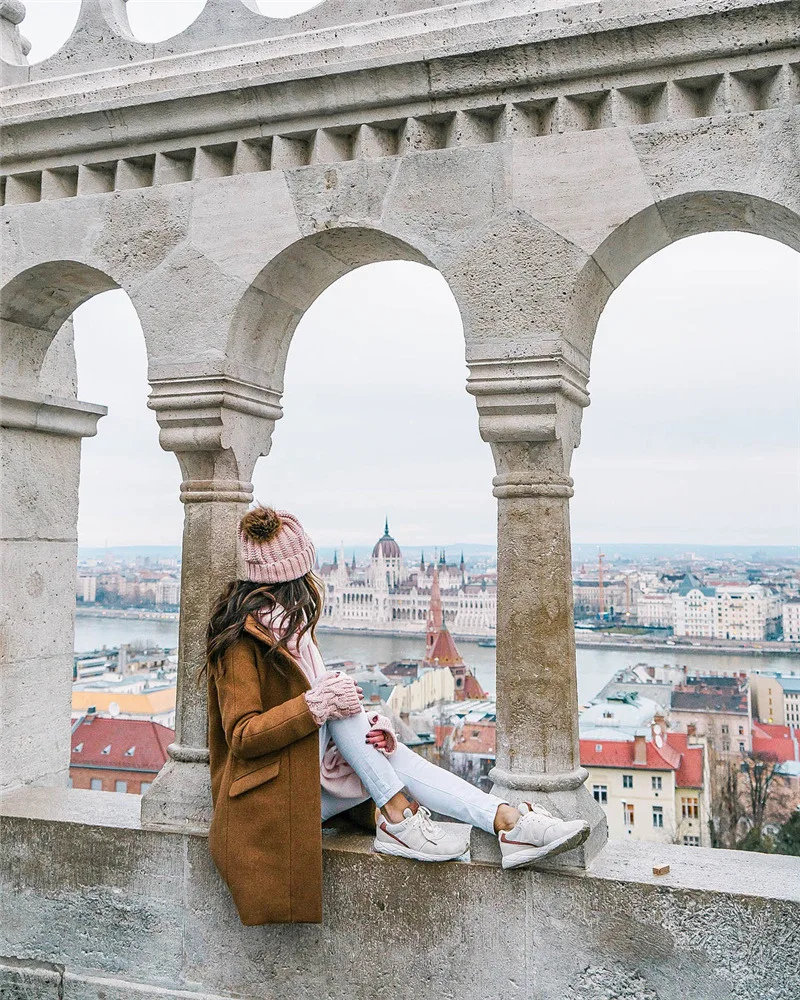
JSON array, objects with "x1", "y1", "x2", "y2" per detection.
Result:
[
  {"x1": 304, "y1": 672, "x2": 362, "y2": 725},
  {"x1": 366, "y1": 712, "x2": 398, "y2": 757}
]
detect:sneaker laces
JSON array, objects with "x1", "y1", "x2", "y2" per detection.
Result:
[
  {"x1": 516, "y1": 802, "x2": 557, "y2": 834},
  {"x1": 413, "y1": 805, "x2": 445, "y2": 843}
]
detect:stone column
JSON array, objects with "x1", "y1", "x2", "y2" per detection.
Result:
[
  {"x1": 140, "y1": 376, "x2": 281, "y2": 834},
  {"x1": 467, "y1": 358, "x2": 607, "y2": 866},
  {"x1": 0, "y1": 389, "x2": 106, "y2": 791}
]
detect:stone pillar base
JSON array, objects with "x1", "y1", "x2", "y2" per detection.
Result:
[
  {"x1": 140, "y1": 754, "x2": 212, "y2": 836},
  {"x1": 471, "y1": 780, "x2": 607, "y2": 869}
]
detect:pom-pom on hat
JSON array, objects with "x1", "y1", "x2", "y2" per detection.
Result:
[{"x1": 238, "y1": 506, "x2": 316, "y2": 584}]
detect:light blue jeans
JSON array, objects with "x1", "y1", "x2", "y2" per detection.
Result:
[{"x1": 321, "y1": 710, "x2": 505, "y2": 835}]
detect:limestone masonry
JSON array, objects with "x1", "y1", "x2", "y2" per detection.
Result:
[{"x1": 1, "y1": 1, "x2": 799, "y2": 998}]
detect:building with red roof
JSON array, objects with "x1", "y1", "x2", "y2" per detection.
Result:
[
  {"x1": 751, "y1": 721, "x2": 800, "y2": 764},
  {"x1": 580, "y1": 727, "x2": 709, "y2": 848},
  {"x1": 69, "y1": 711, "x2": 173, "y2": 794}
]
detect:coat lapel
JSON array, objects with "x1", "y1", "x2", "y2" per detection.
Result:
[{"x1": 243, "y1": 614, "x2": 311, "y2": 692}]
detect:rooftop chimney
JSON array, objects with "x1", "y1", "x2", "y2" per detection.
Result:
[{"x1": 634, "y1": 733, "x2": 648, "y2": 765}]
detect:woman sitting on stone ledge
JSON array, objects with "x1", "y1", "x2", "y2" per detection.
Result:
[{"x1": 205, "y1": 506, "x2": 590, "y2": 925}]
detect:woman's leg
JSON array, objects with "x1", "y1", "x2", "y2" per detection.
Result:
[
  {"x1": 321, "y1": 786, "x2": 371, "y2": 823},
  {"x1": 326, "y1": 711, "x2": 406, "y2": 809},
  {"x1": 328, "y1": 711, "x2": 511, "y2": 834},
  {"x1": 388, "y1": 743, "x2": 508, "y2": 835}
]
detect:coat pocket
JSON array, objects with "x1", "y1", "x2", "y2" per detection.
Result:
[{"x1": 229, "y1": 757, "x2": 281, "y2": 798}]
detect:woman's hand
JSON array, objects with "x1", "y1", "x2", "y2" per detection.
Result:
[
  {"x1": 364, "y1": 712, "x2": 398, "y2": 756},
  {"x1": 304, "y1": 672, "x2": 363, "y2": 724},
  {"x1": 365, "y1": 727, "x2": 390, "y2": 752}
]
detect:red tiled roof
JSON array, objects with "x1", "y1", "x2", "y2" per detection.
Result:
[
  {"x1": 71, "y1": 716, "x2": 173, "y2": 772},
  {"x1": 435, "y1": 723, "x2": 495, "y2": 756},
  {"x1": 463, "y1": 673, "x2": 488, "y2": 700},
  {"x1": 579, "y1": 733, "x2": 704, "y2": 788},
  {"x1": 752, "y1": 722, "x2": 799, "y2": 763},
  {"x1": 425, "y1": 628, "x2": 464, "y2": 668},
  {"x1": 668, "y1": 732, "x2": 705, "y2": 789}
]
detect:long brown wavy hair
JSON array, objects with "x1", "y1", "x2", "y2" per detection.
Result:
[{"x1": 205, "y1": 572, "x2": 323, "y2": 680}]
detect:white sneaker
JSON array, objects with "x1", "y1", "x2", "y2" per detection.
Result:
[
  {"x1": 374, "y1": 806, "x2": 469, "y2": 862},
  {"x1": 498, "y1": 802, "x2": 590, "y2": 869}
]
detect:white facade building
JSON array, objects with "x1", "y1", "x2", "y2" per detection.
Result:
[
  {"x1": 155, "y1": 579, "x2": 181, "y2": 606},
  {"x1": 783, "y1": 600, "x2": 800, "y2": 642},
  {"x1": 636, "y1": 592, "x2": 674, "y2": 628},
  {"x1": 76, "y1": 575, "x2": 97, "y2": 603},
  {"x1": 673, "y1": 585, "x2": 781, "y2": 642},
  {"x1": 751, "y1": 673, "x2": 800, "y2": 728},
  {"x1": 319, "y1": 522, "x2": 496, "y2": 639}
]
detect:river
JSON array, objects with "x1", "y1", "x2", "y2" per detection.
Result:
[{"x1": 73, "y1": 617, "x2": 799, "y2": 705}]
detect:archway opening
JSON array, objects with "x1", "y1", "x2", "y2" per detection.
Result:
[
  {"x1": 573, "y1": 230, "x2": 800, "y2": 852},
  {"x1": 249, "y1": 254, "x2": 498, "y2": 697},
  {"x1": 70, "y1": 289, "x2": 181, "y2": 798}
]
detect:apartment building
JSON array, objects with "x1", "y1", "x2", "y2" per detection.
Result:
[
  {"x1": 581, "y1": 731, "x2": 709, "y2": 847},
  {"x1": 636, "y1": 592, "x2": 674, "y2": 629},
  {"x1": 673, "y1": 584, "x2": 782, "y2": 641},
  {"x1": 751, "y1": 673, "x2": 800, "y2": 728},
  {"x1": 668, "y1": 676, "x2": 751, "y2": 755},
  {"x1": 783, "y1": 599, "x2": 800, "y2": 642}
]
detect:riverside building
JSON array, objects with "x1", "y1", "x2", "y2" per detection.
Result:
[
  {"x1": 318, "y1": 520, "x2": 497, "y2": 639},
  {"x1": 673, "y1": 583, "x2": 782, "y2": 641}
]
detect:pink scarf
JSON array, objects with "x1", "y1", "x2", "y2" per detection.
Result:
[{"x1": 256, "y1": 607, "x2": 366, "y2": 800}]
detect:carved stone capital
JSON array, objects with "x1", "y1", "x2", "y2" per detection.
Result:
[
  {"x1": 467, "y1": 355, "x2": 589, "y2": 485},
  {"x1": 0, "y1": 389, "x2": 107, "y2": 438},
  {"x1": 147, "y1": 375, "x2": 282, "y2": 485}
]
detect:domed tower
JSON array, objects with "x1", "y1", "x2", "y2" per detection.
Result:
[{"x1": 371, "y1": 517, "x2": 402, "y2": 589}]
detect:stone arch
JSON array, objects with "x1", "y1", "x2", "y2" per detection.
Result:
[
  {"x1": 226, "y1": 225, "x2": 456, "y2": 393},
  {"x1": 0, "y1": 260, "x2": 125, "y2": 391},
  {"x1": 580, "y1": 190, "x2": 800, "y2": 362}
]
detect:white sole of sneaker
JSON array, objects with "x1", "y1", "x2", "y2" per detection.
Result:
[
  {"x1": 374, "y1": 840, "x2": 469, "y2": 863},
  {"x1": 500, "y1": 823, "x2": 590, "y2": 870}
]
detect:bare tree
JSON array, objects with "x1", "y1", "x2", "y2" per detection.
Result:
[
  {"x1": 740, "y1": 750, "x2": 781, "y2": 836},
  {"x1": 710, "y1": 758, "x2": 744, "y2": 849}
]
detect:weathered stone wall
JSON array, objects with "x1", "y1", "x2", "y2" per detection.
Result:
[{"x1": 1, "y1": 789, "x2": 798, "y2": 1000}]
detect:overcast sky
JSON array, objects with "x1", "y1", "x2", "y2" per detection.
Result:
[{"x1": 21, "y1": 2, "x2": 800, "y2": 550}]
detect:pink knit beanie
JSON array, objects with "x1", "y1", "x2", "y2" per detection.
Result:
[{"x1": 238, "y1": 506, "x2": 316, "y2": 584}]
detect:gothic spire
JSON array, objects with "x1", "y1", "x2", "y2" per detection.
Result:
[{"x1": 425, "y1": 565, "x2": 444, "y2": 660}]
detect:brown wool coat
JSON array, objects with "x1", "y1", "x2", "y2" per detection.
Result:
[{"x1": 208, "y1": 615, "x2": 323, "y2": 925}]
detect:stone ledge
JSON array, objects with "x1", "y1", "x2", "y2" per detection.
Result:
[
  {"x1": 2, "y1": 788, "x2": 799, "y2": 999},
  {"x1": 0, "y1": 785, "x2": 142, "y2": 829},
  {"x1": 3, "y1": 785, "x2": 798, "y2": 903}
]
